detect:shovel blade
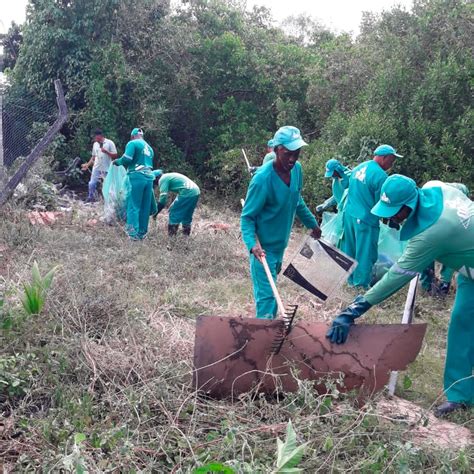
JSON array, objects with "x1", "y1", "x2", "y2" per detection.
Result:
[{"x1": 193, "y1": 316, "x2": 427, "y2": 400}]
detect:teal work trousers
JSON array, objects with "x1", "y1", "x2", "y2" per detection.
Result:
[
  {"x1": 169, "y1": 195, "x2": 200, "y2": 226},
  {"x1": 343, "y1": 214, "x2": 379, "y2": 289},
  {"x1": 250, "y1": 250, "x2": 283, "y2": 319},
  {"x1": 444, "y1": 274, "x2": 474, "y2": 404},
  {"x1": 126, "y1": 173, "x2": 154, "y2": 240}
]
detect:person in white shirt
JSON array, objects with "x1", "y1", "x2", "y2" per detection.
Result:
[{"x1": 81, "y1": 129, "x2": 118, "y2": 202}]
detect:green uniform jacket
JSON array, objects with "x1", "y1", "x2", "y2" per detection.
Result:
[
  {"x1": 322, "y1": 167, "x2": 352, "y2": 211},
  {"x1": 366, "y1": 182, "x2": 474, "y2": 305},
  {"x1": 345, "y1": 160, "x2": 387, "y2": 227},
  {"x1": 158, "y1": 173, "x2": 200, "y2": 206},
  {"x1": 241, "y1": 161, "x2": 317, "y2": 254},
  {"x1": 115, "y1": 138, "x2": 154, "y2": 175}
]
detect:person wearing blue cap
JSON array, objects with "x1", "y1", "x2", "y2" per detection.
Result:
[
  {"x1": 420, "y1": 183, "x2": 470, "y2": 296},
  {"x1": 152, "y1": 170, "x2": 200, "y2": 236},
  {"x1": 327, "y1": 175, "x2": 474, "y2": 416},
  {"x1": 113, "y1": 128, "x2": 156, "y2": 240},
  {"x1": 241, "y1": 126, "x2": 321, "y2": 319},
  {"x1": 262, "y1": 139, "x2": 276, "y2": 165},
  {"x1": 316, "y1": 158, "x2": 352, "y2": 213},
  {"x1": 343, "y1": 144, "x2": 401, "y2": 288}
]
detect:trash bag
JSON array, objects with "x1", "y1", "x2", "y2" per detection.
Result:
[
  {"x1": 371, "y1": 223, "x2": 408, "y2": 284},
  {"x1": 321, "y1": 213, "x2": 408, "y2": 284},
  {"x1": 321, "y1": 211, "x2": 344, "y2": 247},
  {"x1": 102, "y1": 164, "x2": 130, "y2": 224}
]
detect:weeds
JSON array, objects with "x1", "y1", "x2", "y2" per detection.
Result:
[
  {"x1": 0, "y1": 202, "x2": 472, "y2": 471},
  {"x1": 21, "y1": 261, "x2": 58, "y2": 315}
]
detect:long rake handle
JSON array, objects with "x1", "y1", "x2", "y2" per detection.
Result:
[{"x1": 260, "y1": 254, "x2": 287, "y2": 319}]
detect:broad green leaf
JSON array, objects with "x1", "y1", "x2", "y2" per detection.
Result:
[{"x1": 275, "y1": 421, "x2": 307, "y2": 472}]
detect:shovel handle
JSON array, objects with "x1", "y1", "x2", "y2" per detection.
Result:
[
  {"x1": 241, "y1": 149, "x2": 252, "y2": 174},
  {"x1": 260, "y1": 254, "x2": 287, "y2": 318}
]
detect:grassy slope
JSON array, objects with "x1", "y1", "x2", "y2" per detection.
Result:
[{"x1": 0, "y1": 200, "x2": 472, "y2": 472}]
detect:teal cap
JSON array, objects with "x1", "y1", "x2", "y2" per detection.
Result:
[
  {"x1": 153, "y1": 169, "x2": 163, "y2": 179},
  {"x1": 374, "y1": 144, "x2": 403, "y2": 158},
  {"x1": 267, "y1": 139, "x2": 274, "y2": 148},
  {"x1": 272, "y1": 126, "x2": 307, "y2": 151},
  {"x1": 324, "y1": 158, "x2": 341, "y2": 178},
  {"x1": 371, "y1": 174, "x2": 418, "y2": 218},
  {"x1": 131, "y1": 127, "x2": 144, "y2": 136}
]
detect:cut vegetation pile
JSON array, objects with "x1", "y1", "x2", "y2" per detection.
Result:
[{"x1": 0, "y1": 199, "x2": 472, "y2": 472}]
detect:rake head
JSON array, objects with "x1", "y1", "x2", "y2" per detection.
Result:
[{"x1": 270, "y1": 304, "x2": 298, "y2": 355}]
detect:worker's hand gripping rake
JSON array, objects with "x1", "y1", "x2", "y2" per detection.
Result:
[{"x1": 260, "y1": 255, "x2": 298, "y2": 355}]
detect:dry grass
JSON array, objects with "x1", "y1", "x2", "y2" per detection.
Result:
[{"x1": 0, "y1": 197, "x2": 472, "y2": 472}]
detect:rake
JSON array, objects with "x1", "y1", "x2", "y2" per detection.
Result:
[{"x1": 259, "y1": 254, "x2": 298, "y2": 355}]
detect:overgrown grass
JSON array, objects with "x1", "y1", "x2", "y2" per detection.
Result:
[{"x1": 0, "y1": 200, "x2": 472, "y2": 471}]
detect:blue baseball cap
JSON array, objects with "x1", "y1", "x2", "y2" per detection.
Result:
[
  {"x1": 371, "y1": 174, "x2": 418, "y2": 218},
  {"x1": 272, "y1": 126, "x2": 307, "y2": 151},
  {"x1": 153, "y1": 169, "x2": 163, "y2": 179},
  {"x1": 131, "y1": 127, "x2": 144, "y2": 137},
  {"x1": 374, "y1": 144, "x2": 403, "y2": 158},
  {"x1": 324, "y1": 158, "x2": 341, "y2": 178}
]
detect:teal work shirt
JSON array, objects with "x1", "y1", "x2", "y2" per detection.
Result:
[
  {"x1": 158, "y1": 172, "x2": 200, "y2": 206},
  {"x1": 322, "y1": 167, "x2": 352, "y2": 211},
  {"x1": 241, "y1": 161, "x2": 318, "y2": 254},
  {"x1": 365, "y1": 182, "x2": 474, "y2": 305},
  {"x1": 115, "y1": 139, "x2": 154, "y2": 176},
  {"x1": 262, "y1": 151, "x2": 276, "y2": 165},
  {"x1": 345, "y1": 160, "x2": 387, "y2": 227}
]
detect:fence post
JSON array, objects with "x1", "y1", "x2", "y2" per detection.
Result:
[{"x1": 0, "y1": 79, "x2": 68, "y2": 207}]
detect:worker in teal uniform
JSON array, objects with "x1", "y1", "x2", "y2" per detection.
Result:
[
  {"x1": 343, "y1": 144, "x2": 401, "y2": 288},
  {"x1": 153, "y1": 171, "x2": 200, "y2": 236},
  {"x1": 316, "y1": 158, "x2": 352, "y2": 213},
  {"x1": 113, "y1": 128, "x2": 156, "y2": 240},
  {"x1": 241, "y1": 126, "x2": 321, "y2": 319},
  {"x1": 262, "y1": 139, "x2": 276, "y2": 165},
  {"x1": 420, "y1": 183, "x2": 470, "y2": 296},
  {"x1": 327, "y1": 175, "x2": 474, "y2": 416}
]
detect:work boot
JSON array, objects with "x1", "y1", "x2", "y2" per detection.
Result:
[
  {"x1": 182, "y1": 225, "x2": 191, "y2": 236},
  {"x1": 168, "y1": 224, "x2": 179, "y2": 236},
  {"x1": 434, "y1": 401, "x2": 467, "y2": 417}
]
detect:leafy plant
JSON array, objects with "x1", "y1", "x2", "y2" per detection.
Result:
[
  {"x1": 273, "y1": 420, "x2": 308, "y2": 474},
  {"x1": 21, "y1": 261, "x2": 58, "y2": 315},
  {"x1": 194, "y1": 462, "x2": 235, "y2": 474}
]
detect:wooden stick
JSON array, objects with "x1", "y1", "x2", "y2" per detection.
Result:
[
  {"x1": 260, "y1": 254, "x2": 287, "y2": 318},
  {"x1": 387, "y1": 275, "x2": 419, "y2": 396}
]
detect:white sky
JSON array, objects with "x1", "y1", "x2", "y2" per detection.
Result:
[{"x1": 0, "y1": 0, "x2": 414, "y2": 35}]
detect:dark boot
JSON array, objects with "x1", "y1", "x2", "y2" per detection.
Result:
[
  {"x1": 434, "y1": 401, "x2": 466, "y2": 417},
  {"x1": 168, "y1": 224, "x2": 179, "y2": 236},
  {"x1": 182, "y1": 225, "x2": 191, "y2": 236}
]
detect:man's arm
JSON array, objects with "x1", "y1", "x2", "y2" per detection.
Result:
[
  {"x1": 316, "y1": 195, "x2": 337, "y2": 213},
  {"x1": 296, "y1": 195, "x2": 320, "y2": 238},
  {"x1": 102, "y1": 140, "x2": 118, "y2": 159},
  {"x1": 114, "y1": 141, "x2": 135, "y2": 167},
  {"x1": 364, "y1": 234, "x2": 439, "y2": 305},
  {"x1": 327, "y1": 234, "x2": 439, "y2": 344}
]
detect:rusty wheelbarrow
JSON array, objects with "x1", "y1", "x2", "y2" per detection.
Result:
[{"x1": 193, "y1": 316, "x2": 427, "y2": 400}]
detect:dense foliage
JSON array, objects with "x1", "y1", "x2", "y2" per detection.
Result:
[{"x1": 3, "y1": 0, "x2": 473, "y2": 206}]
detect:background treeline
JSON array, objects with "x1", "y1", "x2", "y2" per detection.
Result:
[{"x1": 2, "y1": 0, "x2": 473, "y2": 206}]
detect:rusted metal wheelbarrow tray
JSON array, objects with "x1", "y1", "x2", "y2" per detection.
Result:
[{"x1": 193, "y1": 316, "x2": 427, "y2": 400}]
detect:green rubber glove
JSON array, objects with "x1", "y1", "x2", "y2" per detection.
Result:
[{"x1": 326, "y1": 295, "x2": 372, "y2": 344}]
